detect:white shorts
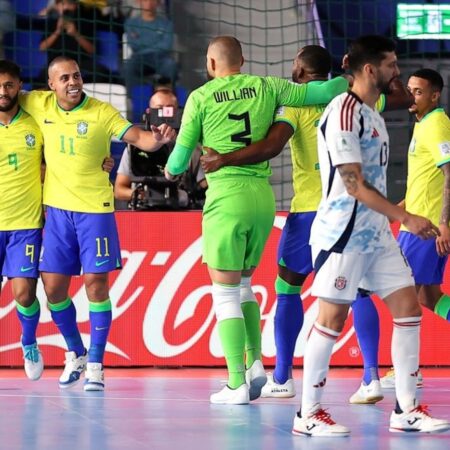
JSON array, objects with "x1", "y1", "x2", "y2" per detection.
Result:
[{"x1": 311, "y1": 243, "x2": 414, "y2": 303}]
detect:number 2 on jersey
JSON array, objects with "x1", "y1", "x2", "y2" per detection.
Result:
[{"x1": 229, "y1": 112, "x2": 252, "y2": 146}]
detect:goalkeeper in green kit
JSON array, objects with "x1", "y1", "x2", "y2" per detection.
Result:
[{"x1": 165, "y1": 35, "x2": 348, "y2": 404}]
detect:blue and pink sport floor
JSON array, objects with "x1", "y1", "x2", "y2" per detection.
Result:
[{"x1": 0, "y1": 367, "x2": 449, "y2": 449}]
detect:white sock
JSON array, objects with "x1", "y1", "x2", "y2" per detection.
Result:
[
  {"x1": 211, "y1": 283, "x2": 242, "y2": 321},
  {"x1": 392, "y1": 316, "x2": 421, "y2": 412},
  {"x1": 301, "y1": 322, "x2": 339, "y2": 416}
]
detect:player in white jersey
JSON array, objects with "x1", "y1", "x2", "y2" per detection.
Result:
[{"x1": 292, "y1": 35, "x2": 450, "y2": 437}]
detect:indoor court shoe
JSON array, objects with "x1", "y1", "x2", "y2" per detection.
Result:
[
  {"x1": 84, "y1": 362, "x2": 105, "y2": 391},
  {"x1": 292, "y1": 408, "x2": 350, "y2": 437},
  {"x1": 210, "y1": 384, "x2": 249, "y2": 404},
  {"x1": 349, "y1": 380, "x2": 384, "y2": 404},
  {"x1": 389, "y1": 405, "x2": 450, "y2": 433},
  {"x1": 59, "y1": 350, "x2": 87, "y2": 389},
  {"x1": 381, "y1": 368, "x2": 423, "y2": 389},
  {"x1": 22, "y1": 342, "x2": 44, "y2": 381},
  {"x1": 245, "y1": 360, "x2": 267, "y2": 401},
  {"x1": 261, "y1": 372, "x2": 296, "y2": 398}
]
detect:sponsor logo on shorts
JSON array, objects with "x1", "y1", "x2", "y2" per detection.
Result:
[
  {"x1": 20, "y1": 266, "x2": 34, "y2": 272},
  {"x1": 334, "y1": 276, "x2": 347, "y2": 290},
  {"x1": 95, "y1": 260, "x2": 110, "y2": 267}
]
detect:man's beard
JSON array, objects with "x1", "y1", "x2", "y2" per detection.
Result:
[
  {"x1": 377, "y1": 76, "x2": 396, "y2": 95},
  {"x1": 0, "y1": 92, "x2": 18, "y2": 112}
]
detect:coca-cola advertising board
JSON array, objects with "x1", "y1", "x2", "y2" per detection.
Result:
[{"x1": 1, "y1": 212, "x2": 449, "y2": 366}]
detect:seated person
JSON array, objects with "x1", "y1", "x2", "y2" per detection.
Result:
[
  {"x1": 124, "y1": 0, "x2": 177, "y2": 93},
  {"x1": 114, "y1": 88, "x2": 206, "y2": 210}
]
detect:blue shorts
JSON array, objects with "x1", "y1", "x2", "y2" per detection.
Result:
[
  {"x1": 0, "y1": 229, "x2": 42, "y2": 279},
  {"x1": 277, "y1": 212, "x2": 316, "y2": 276},
  {"x1": 397, "y1": 230, "x2": 447, "y2": 285},
  {"x1": 40, "y1": 206, "x2": 122, "y2": 275}
]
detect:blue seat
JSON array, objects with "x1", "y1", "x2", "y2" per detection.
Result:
[
  {"x1": 96, "y1": 30, "x2": 120, "y2": 74},
  {"x1": 12, "y1": 0, "x2": 48, "y2": 15},
  {"x1": 131, "y1": 84, "x2": 154, "y2": 124},
  {"x1": 3, "y1": 31, "x2": 47, "y2": 80},
  {"x1": 175, "y1": 85, "x2": 188, "y2": 107}
]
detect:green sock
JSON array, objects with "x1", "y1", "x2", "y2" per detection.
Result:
[
  {"x1": 241, "y1": 301, "x2": 262, "y2": 368},
  {"x1": 435, "y1": 294, "x2": 450, "y2": 321},
  {"x1": 218, "y1": 318, "x2": 246, "y2": 389}
]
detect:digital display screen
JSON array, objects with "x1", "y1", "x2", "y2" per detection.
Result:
[{"x1": 397, "y1": 3, "x2": 450, "y2": 39}]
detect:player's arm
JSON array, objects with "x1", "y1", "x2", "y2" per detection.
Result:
[
  {"x1": 114, "y1": 173, "x2": 133, "y2": 201},
  {"x1": 436, "y1": 162, "x2": 450, "y2": 256},
  {"x1": 337, "y1": 162, "x2": 439, "y2": 238},
  {"x1": 121, "y1": 124, "x2": 177, "y2": 152},
  {"x1": 200, "y1": 122, "x2": 294, "y2": 173},
  {"x1": 275, "y1": 76, "x2": 349, "y2": 107}
]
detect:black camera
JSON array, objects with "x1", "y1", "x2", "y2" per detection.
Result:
[{"x1": 143, "y1": 107, "x2": 182, "y2": 131}]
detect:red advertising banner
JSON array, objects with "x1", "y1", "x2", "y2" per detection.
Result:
[{"x1": 1, "y1": 211, "x2": 449, "y2": 367}]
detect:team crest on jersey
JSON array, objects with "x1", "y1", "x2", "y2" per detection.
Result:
[
  {"x1": 77, "y1": 121, "x2": 88, "y2": 135},
  {"x1": 25, "y1": 133, "x2": 36, "y2": 148},
  {"x1": 334, "y1": 276, "x2": 347, "y2": 290},
  {"x1": 439, "y1": 141, "x2": 450, "y2": 156}
]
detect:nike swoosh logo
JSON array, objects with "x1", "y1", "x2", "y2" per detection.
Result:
[
  {"x1": 95, "y1": 260, "x2": 110, "y2": 267},
  {"x1": 20, "y1": 266, "x2": 34, "y2": 272},
  {"x1": 95, "y1": 326, "x2": 109, "y2": 331},
  {"x1": 44, "y1": 119, "x2": 54, "y2": 124}
]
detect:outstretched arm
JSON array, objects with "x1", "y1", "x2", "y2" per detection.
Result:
[
  {"x1": 338, "y1": 162, "x2": 439, "y2": 238},
  {"x1": 200, "y1": 122, "x2": 294, "y2": 173}
]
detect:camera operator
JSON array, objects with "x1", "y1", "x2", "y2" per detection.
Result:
[{"x1": 114, "y1": 88, "x2": 206, "y2": 210}]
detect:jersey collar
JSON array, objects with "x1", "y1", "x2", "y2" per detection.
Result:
[
  {"x1": 0, "y1": 106, "x2": 23, "y2": 127},
  {"x1": 418, "y1": 107, "x2": 444, "y2": 123},
  {"x1": 56, "y1": 92, "x2": 88, "y2": 112}
]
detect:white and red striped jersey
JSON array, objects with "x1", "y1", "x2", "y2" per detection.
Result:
[{"x1": 310, "y1": 91, "x2": 395, "y2": 253}]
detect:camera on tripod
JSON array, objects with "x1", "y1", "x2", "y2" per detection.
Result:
[{"x1": 128, "y1": 105, "x2": 186, "y2": 211}]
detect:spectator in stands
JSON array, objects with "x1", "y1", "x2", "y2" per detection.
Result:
[
  {"x1": 115, "y1": 88, "x2": 206, "y2": 210},
  {"x1": 124, "y1": 0, "x2": 177, "y2": 94},
  {"x1": 36, "y1": 0, "x2": 119, "y2": 85},
  {"x1": 0, "y1": 1, "x2": 15, "y2": 59}
]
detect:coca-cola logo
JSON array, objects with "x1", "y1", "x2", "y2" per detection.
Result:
[{"x1": 0, "y1": 213, "x2": 359, "y2": 366}]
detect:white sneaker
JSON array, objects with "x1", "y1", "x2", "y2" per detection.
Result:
[
  {"x1": 245, "y1": 360, "x2": 267, "y2": 401},
  {"x1": 84, "y1": 362, "x2": 105, "y2": 391},
  {"x1": 349, "y1": 380, "x2": 384, "y2": 404},
  {"x1": 261, "y1": 373, "x2": 296, "y2": 398},
  {"x1": 381, "y1": 368, "x2": 423, "y2": 389},
  {"x1": 390, "y1": 404, "x2": 450, "y2": 433},
  {"x1": 59, "y1": 350, "x2": 87, "y2": 389},
  {"x1": 292, "y1": 408, "x2": 350, "y2": 437},
  {"x1": 22, "y1": 342, "x2": 44, "y2": 381},
  {"x1": 210, "y1": 384, "x2": 249, "y2": 404}
]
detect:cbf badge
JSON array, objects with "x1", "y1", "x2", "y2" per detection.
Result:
[
  {"x1": 334, "y1": 276, "x2": 347, "y2": 290},
  {"x1": 25, "y1": 133, "x2": 36, "y2": 148},
  {"x1": 77, "y1": 121, "x2": 88, "y2": 135}
]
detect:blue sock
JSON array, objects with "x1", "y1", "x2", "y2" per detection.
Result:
[
  {"x1": 352, "y1": 292, "x2": 380, "y2": 384},
  {"x1": 49, "y1": 298, "x2": 85, "y2": 357},
  {"x1": 273, "y1": 291, "x2": 304, "y2": 384},
  {"x1": 88, "y1": 299, "x2": 112, "y2": 364},
  {"x1": 16, "y1": 299, "x2": 40, "y2": 346}
]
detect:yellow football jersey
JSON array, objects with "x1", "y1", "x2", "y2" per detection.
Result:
[
  {"x1": 0, "y1": 108, "x2": 43, "y2": 230},
  {"x1": 19, "y1": 91, "x2": 132, "y2": 213},
  {"x1": 402, "y1": 108, "x2": 450, "y2": 229}
]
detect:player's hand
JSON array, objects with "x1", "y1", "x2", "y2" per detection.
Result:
[
  {"x1": 402, "y1": 213, "x2": 440, "y2": 240},
  {"x1": 200, "y1": 147, "x2": 225, "y2": 173},
  {"x1": 164, "y1": 166, "x2": 179, "y2": 182},
  {"x1": 102, "y1": 156, "x2": 114, "y2": 173},
  {"x1": 64, "y1": 21, "x2": 77, "y2": 36},
  {"x1": 436, "y1": 224, "x2": 450, "y2": 256},
  {"x1": 151, "y1": 124, "x2": 177, "y2": 144}
]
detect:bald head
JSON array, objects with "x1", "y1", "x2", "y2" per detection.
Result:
[
  {"x1": 206, "y1": 36, "x2": 243, "y2": 78},
  {"x1": 48, "y1": 55, "x2": 78, "y2": 77},
  {"x1": 149, "y1": 88, "x2": 178, "y2": 110}
]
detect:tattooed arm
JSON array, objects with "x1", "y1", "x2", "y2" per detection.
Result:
[
  {"x1": 436, "y1": 163, "x2": 450, "y2": 255},
  {"x1": 337, "y1": 162, "x2": 439, "y2": 239}
]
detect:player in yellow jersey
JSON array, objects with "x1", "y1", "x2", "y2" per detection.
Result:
[
  {"x1": 19, "y1": 55, "x2": 176, "y2": 391},
  {"x1": 380, "y1": 68, "x2": 450, "y2": 389},
  {"x1": 0, "y1": 60, "x2": 45, "y2": 381}
]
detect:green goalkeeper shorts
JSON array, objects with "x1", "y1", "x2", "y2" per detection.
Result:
[{"x1": 202, "y1": 176, "x2": 275, "y2": 271}]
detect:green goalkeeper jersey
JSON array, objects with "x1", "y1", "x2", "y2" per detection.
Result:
[{"x1": 167, "y1": 73, "x2": 348, "y2": 179}]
